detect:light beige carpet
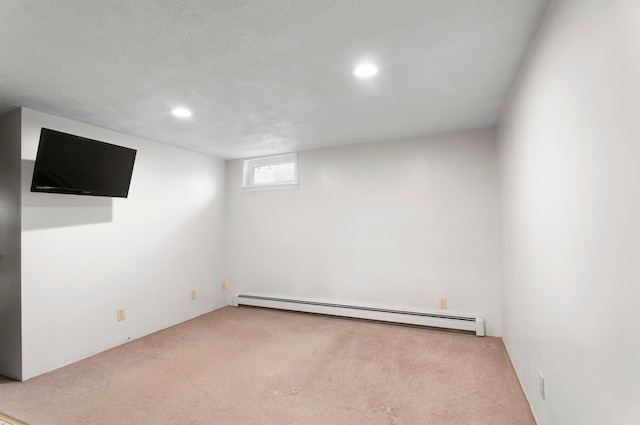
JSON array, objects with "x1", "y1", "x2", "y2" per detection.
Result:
[{"x1": 0, "y1": 306, "x2": 535, "y2": 425}]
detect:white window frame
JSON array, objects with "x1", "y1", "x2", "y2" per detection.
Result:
[{"x1": 241, "y1": 152, "x2": 298, "y2": 190}]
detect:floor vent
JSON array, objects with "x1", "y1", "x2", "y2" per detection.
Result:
[
  {"x1": 232, "y1": 294, "x2": 485, "y2": 336},
  {"x1": 0, "y1": 412, "x2": 28, "y2": 425}
]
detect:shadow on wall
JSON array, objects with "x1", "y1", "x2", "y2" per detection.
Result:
[{"x1": 21, "y1": 160, "x2": 113, "y2": 230}]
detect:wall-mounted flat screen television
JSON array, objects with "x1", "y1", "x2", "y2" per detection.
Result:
[{"x1": 31, "y1": 128, "x2": 137, "y2": 198}]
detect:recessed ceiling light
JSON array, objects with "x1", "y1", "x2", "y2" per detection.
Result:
[
  {"x1": 353, "y1": 63, "x2": 378, "y2": 78},
  {"x1": 171, "y1": 107, "x2": 192, "y2": 118}
]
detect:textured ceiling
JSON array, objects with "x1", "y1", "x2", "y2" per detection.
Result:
[{"x1": 0, "y1": 1, "x2": 549, "y2": 159}]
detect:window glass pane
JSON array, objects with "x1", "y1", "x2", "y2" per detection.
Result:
[
  {"x1": 242, "y1": 153, "x2": 298, "y2": 188},
  {"x1": 253, "y1": 162, "x2": 295, "y2": 184}
]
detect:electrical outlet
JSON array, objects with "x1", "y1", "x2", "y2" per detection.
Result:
[
  {"x1": 191, "y1": 290, "x2": 197, "y2": 300},
  {"x1": 539, "y1": 372, "x2": 545, "y2": 400},
  {"x1": 117, "y1": 309, "x2": 125, "y2": 321},
  {"x1": 221, "y1": 281, "x2": 227, "y2": 291},
  {"x1": 439, "y1": 298, "x2": 447, "y2": 309}
]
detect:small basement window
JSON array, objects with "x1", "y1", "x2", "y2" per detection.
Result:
[{"x1": 242, "y1": 153, "x2": 298, "y2": 189}]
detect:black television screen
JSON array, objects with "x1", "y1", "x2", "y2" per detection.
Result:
[{"x1": 31, "y1": 128, "x2": 137, "y2": 198}]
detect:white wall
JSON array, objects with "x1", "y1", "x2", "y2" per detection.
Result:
[
  {"x1": 499, "y1": 1, "x2": 640, "y2": 424},
  {"x1": 20, "y1": 109, "x2": 227, "y2": 380},
  {"x1": 227, "y1": 128, "x2": 502, "y2": 335},
  {"x1": 0, "y1": 109, "x2": 22, "y2": 380}
]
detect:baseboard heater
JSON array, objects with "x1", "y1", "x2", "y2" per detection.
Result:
[{"x1": 232, "y1": 294, "x2": 485, "y2": 336}]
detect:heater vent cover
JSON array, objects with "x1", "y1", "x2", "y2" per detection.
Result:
[{"x1": 232, "y1": 294, "x2": 485, "y2": 336}]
